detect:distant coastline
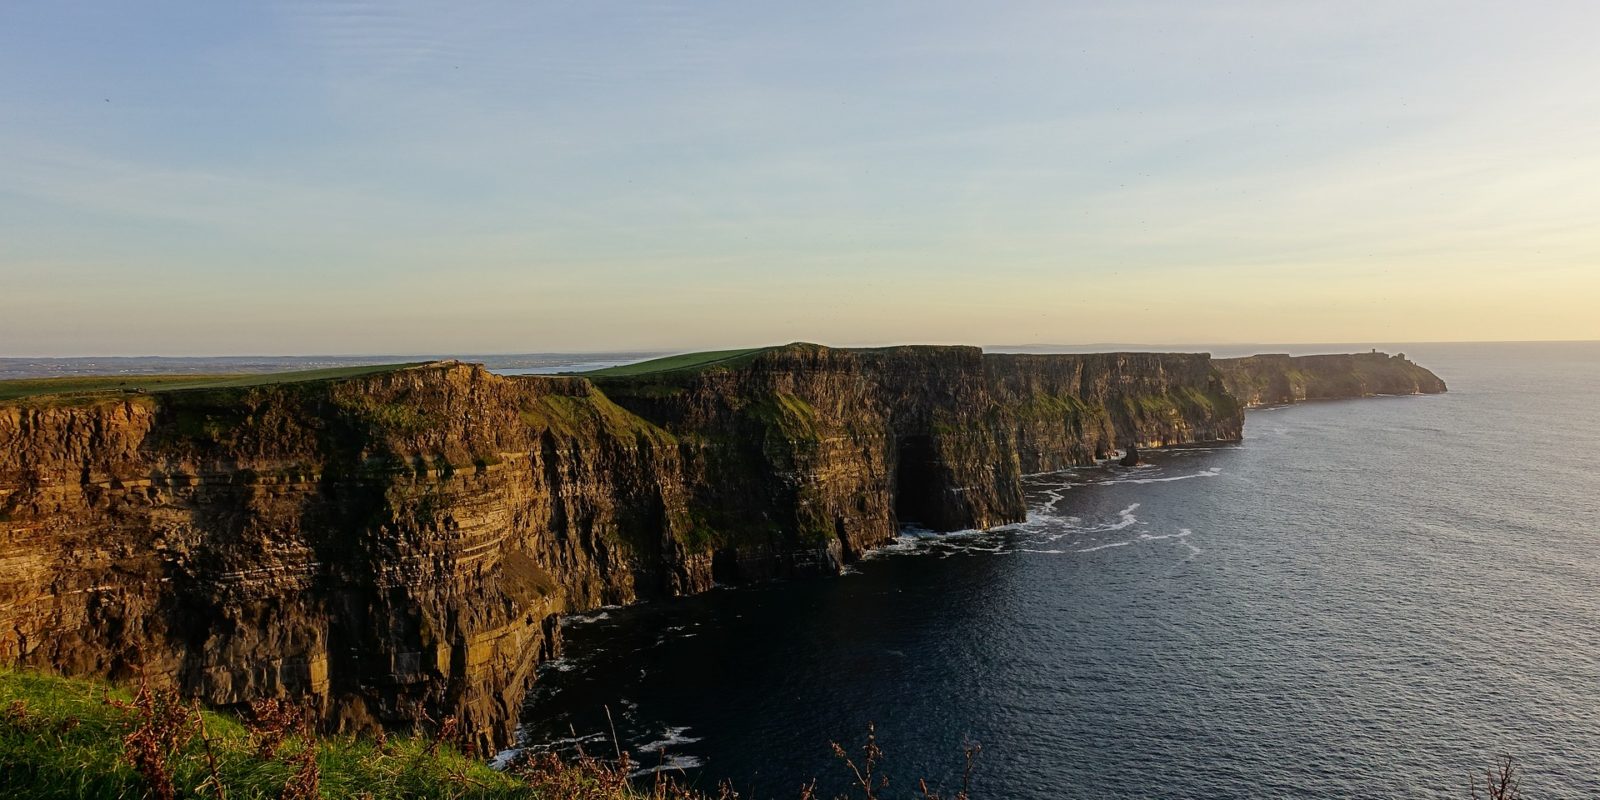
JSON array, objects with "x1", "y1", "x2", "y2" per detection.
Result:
[{"x1": 0, "y1": 352, "x2": 663, "y2": 381}]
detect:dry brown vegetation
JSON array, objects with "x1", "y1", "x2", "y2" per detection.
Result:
[{"x1": 1470, "y1": 756, "x2": 1523, "y2": 800}]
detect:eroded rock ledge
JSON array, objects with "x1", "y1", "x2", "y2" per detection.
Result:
[{"x1": 0, "y1": 344, "x2": 1443, "y2": 749}]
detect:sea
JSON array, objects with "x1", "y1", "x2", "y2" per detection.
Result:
[{"x1": 508, "y1": 342, "x2": 1600, "y2": 798}]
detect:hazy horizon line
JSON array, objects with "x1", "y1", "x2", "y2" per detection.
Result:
[{"x1": 3, "y1": 338, "x2": 1597, "y2": 361}]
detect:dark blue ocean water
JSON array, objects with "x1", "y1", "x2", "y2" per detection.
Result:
[{"x1": 515, "y1": 342, "x2": 1600, "y2": 798}]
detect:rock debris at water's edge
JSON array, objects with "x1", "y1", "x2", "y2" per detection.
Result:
[{"x1": 0, "y1": 343, "x2": 1445, "y2": 751}]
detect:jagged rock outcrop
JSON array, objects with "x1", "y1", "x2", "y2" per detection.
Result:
[
  {"x1": 1215, "y1": 351, "x2": 1448, "y2": 408},
  {"x1": 0, "y1": 344, "x2": 1434, "y2": 748}
]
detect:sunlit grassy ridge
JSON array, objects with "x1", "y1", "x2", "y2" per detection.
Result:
[
  {"x1": 0, "y1": 364, "x2": 425, "y2": 403},
  {"x1": 581, "y1": 348, "x2": 773, "y2": 377}
]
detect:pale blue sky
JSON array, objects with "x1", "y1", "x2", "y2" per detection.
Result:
[{"x1": 2, "y1": 1, "x2": 1597, "y2": 355}]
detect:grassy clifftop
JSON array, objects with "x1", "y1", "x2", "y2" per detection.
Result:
[
  {"x1": 0, "y1": 363, "x2": 426, "y2": 404},
  {"x1": 582, "y1": 347, "x2": 773, "y2": 377}
]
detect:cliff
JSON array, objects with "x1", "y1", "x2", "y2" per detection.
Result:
[
  {"x1": 1215, "y1": 351, "x2": 1448, "y2": 407},
  {"x1": 983, "y1": 352, "x2": 1240, "y2": 474},
  {"x1": 590, "y1": 345, "x2": 1242, "y2": 559},
  {"x1": 0, "y1": 345, "x2": 1420, "y2": 749},
  {"x1": 0, "y1": 364, "x2": 680, "y2": 752}
]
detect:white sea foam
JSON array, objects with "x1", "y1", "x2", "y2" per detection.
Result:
[
  {"x1": 866, "y1": 525, "x2": 992, "y2": 558},
  {"x1": 862, "y1": 536, "x2": 922, "y2": 558},
  {"x1": 630, "y1": 754, "x2": 707, "y2": 777},
  {"x1": 1077, "y1": 541, "x2": 1133, "y2": 552},
  {"x1": 494, "y1": 729, "x2": 609, "y2": 768},
  {"x1": 1041, "y1": 488, "x2": 1067, "y2": 511},
  {"x1": 564, "y1": 607, "x2": 618, "y2": 626},
  {"x1": 636, "y1": 726, "x2": 703, "y2": 752},
  {"x1": 862, "y1": 495, "x2": 1202, "y2": 561},
  {"x1": 944, "y1": 527, "x2": 989, "y2": 539},
  {"x1": 1107, "y1": 503, "x2": 1141, "y2": 530},
  {"x1": 1136, "y1": 529, "x2": 1192, "y2": 542},
  {"x1": 1096, "y1": 467, "x2": 1222, "y2": 486},
  {"x1": 489, "y1": 745, "x2": 524, "y2": 770}
]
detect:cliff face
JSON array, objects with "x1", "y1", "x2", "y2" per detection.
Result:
[
  {"x1": 984, "y1": 353, "x2": 1241, "y2": 474},
  {"x1": 593, "y1": 346, "x2": 1245, "y2": 562},
  {"x1": 594, "y1": 344, "x2": 1026, "y2": 567},
  {"x1": 1215, "y1": 352, "x2": 1448, "y2": 408},
  {"x1": 0, "y1": 345, "x2": 1263, "y2": 748},
  {"x1": 0, "y1": 364, "x2": 681, "y2": 751}
]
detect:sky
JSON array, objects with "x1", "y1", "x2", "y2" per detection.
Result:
[{"x1": 2, "y1": 1, "x2": 1598, "y2": 356}]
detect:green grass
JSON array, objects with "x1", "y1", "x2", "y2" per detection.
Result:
[
  {"x1": 0, "y1": 668, "x2": 538, "y2": 799},
  {"x1": 747, "y1": 391, "x2": 821, "y2": 439},
  {"x1": 1009, "y1": 393, "x2": 1094, "y2": 423},
  {"x1": 581, "y1": 347, "x2": 772, "y2": 377},
  {"x1": 517, "y1": 389, "x2": 677, "y2": 447},
  {"x1": 331, "y1": 393, "x2": 445, "y2": 436},
  {"x1": 0, "y1": 364, "x2": 427, "y2": 404}
]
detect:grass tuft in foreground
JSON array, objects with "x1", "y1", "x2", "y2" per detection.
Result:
[{"x1": 2, "y1": 668, "x2": 540, "y2": 799}]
